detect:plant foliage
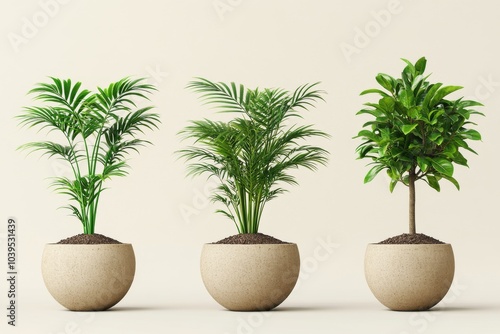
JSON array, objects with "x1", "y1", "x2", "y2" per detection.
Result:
[
  {"x1": 355, "y1": 57, "x2": 483, "y2": 233},
  {"x1": 178, "y1": 78, "x2": 329, "y2": 234},
  {"x1": 18, "y1": 77, "x2": 160, "y2": 234}
]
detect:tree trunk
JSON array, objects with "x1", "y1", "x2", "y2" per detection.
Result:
[{"x1": 409, "y1": 168, "x2": 416, "y2": 234}]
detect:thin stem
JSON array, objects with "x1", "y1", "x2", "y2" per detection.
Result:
[
  {"x1": 62, "y1": 136, "x2": 88, "y2": 232},
  {"x1": 409, "y1": 166, "x2": 416, "y2": 234},
  {"x1": 254, "y1": 192, "x2": 264, "y2": 232},
  {"x1": 239, "y1": 185, "x2": 248, "y2": 233},
  {"x1": 86, "y1": 96, "x2": 119, "y2": 233}
]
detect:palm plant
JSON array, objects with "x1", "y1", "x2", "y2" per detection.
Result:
[
  {"x1": 18, "y1": 77, "x2": 160, "y2": 234},
  {"x1": 355, "y1": 57, "x2": 483, "y2": 234},
  {"x1": 178, "y1": 78, "x2": 329, "y2": 234}
]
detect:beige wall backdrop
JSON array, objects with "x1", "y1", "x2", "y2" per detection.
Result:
[{"x1": 1, "y1": 0, "x2": 499, "y2": 333}]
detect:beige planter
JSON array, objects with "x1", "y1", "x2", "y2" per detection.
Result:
[
  {"x1": 42, "y1": 243, "x2": 135, "y2": 311},
  {"x1": 365, "y1": 243, "x2": 454, "y2": 311},
  {"x1": 200, "y1": 243, "x2": 300, "y2": 311}
]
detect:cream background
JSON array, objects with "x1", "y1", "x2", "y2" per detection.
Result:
[{"x1": 1, "y1": 0, "x2": 499, "y2": 333}]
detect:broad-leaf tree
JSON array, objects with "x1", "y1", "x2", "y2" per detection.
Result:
[
  {"x1": 355, "y1": 57, "x2": 483, "y2": 234},
  {"x1": 18, "y1": 77, "x2": 160, "y2": 234},
  {"x1": 179, "y1": 78, "x2": 329, "y2": 234}
]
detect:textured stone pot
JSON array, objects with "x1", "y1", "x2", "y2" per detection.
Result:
[
  {"x1": 42, "y1": 243, "x2": 135, "y2": 311},
  {"x1": 365, "y1": 243, "x2": 454, "y2": 311},
  {"x1": 201, "y1": 243, "x2": 300, "y2": 311}
]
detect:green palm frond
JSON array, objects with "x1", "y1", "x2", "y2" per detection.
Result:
[
  {"x1": 179, "y1": 78, "x2": 329, "y2": 234},
  {"x1": 30, "y1": 78, "x2": 92, "y2": 111},
  {"x1": 18, "y1": 77, "x2": 160, "y2": 234},
  {"x1": 289, "y1": 82, "x2": 325, "y2": 110},
  {"x1": 102, "y1": 161, "x2": 129, "y2": 179},
  {"x1": 187, "y1": 77, "x2": 247, "y2": 114},
  {"x1": 19, "y1": 141, "x2": 81, "y2": 162}
]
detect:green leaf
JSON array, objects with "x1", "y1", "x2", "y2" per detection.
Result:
[
  {"x1": 460, "y1": 100, "x2": 484, "y2": 108},
  {"x1": 355, "y1": 130, "x2": 380, "y2": 143},
  {"x1": 429, "y1": 132, "x2": 443, "y2": 145},
  {"x1": 401, "y1": 124, "x2": 418, "y2": 135},
  {"x1": 414, "y1": 57, "x2": 427, "y2": 74},
  {"x1": 430, "y1": 85, "x2": 463, "y2": 107},
  {"x1": 452, "y1": 151, "x2": 468, "y2": 166},
  {"x1": 422, "y1": 83, "x2": 443, "y2": 111},
  {"x1": 443, "y1": 144, "x2": 458, "y2": 156},
  {"x1": 407, "y1": 107, "x2": 420, "y2": 119},
  {"x1": 442, "y1": 174, "x2": 460, "y2": 190},
  {"x1": 379, "y1": 97, "x2": 395, "y2": 112},
  {"x1": 376, "y1": 74, "x2": 394, "y2": 92},
  {"x1": 389, "y1": 179, "x2": 398, "y2": 193},
  {"x1": 364, "y1": 165, "x2": 384, "y2": 183},
  {"x1": 417, "y1": 156, "x2": 429, "y2": 172},
  {"x1": 399, "y1": 89, "x2": 414, "y2": 108},
  {"x1": 356, "y1": 108, "x2": 382, "y2": 117},
  {"x1": 411, "y1": 75, "x2": 425, "y2": 94},
  {"x1": 461, "y1": 129, "x2": 482, "y2": 140},
  {"x1": 387, "y1": 168, "x2": 400, "y2": 180},
  {"x1": 426, "y1": 175, "x2": 441, "y2": 192},
  {"x1": 428, "y1": 131, "x2": 441, "y2": 142},
  {"x1": 401, "y1": 58, "x2": 416, "y2": 79},
  {"x1": 431, "y1": 158, "x2": 454, "y2": 177},
  {"x1": 360, "y1": 88, "x2": 390, "y2": 97},
  {"x1": 356, "y1": 143, "x2": 376, "y2": 158}
]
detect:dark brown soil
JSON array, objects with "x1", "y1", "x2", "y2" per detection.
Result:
[
  {"x1": 57, "y1": 233, "x2": 122, "y2": 244},
  {"x1": 213, "y1": 233, "x2": 290, "y2": 244},
  {"x1": 378, "y1": 233, "x2": 445, "y2": 244}
]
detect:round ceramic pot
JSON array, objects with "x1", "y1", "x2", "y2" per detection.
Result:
[
  {"x1": 42, "y1": 243, "x2": 136, "y2": 311},
  {"x1": 364, "y1": 243, "x2": 454, "y2": 311},
  {"x1": 200, "y1": 243, "x2": 300, "y2": 311}
]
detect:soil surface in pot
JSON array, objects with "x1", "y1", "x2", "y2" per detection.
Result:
[
  {"x1": 378, "y1": 233, "x2": 444, "y2": 244},
  {"x1": 213, "y1": 233, "x2": 290, "y2": 244},
  {"x1": 57, "y1": 233, "x2": 122, "y2": 244}
]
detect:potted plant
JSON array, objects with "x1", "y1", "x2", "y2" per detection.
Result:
[
  {"x1": 178, "y1": 78, "x2": 329, "y2": 311},
  {"x1": 18, "y1": 77, "x2": 160, "y2": 311},
  {"x1": 355, "y1": 57, "x2": 483, "y2": 311}
]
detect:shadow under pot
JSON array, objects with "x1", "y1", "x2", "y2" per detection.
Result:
[
  {"x1": 364, "y1": 243, "x2": 454, "y2": 311},
  {"x1": 200, "y1": 243, "x2": 300, "y2": 311},
  {"x1": 41, "y1": 243, "x2": 136, "y2": 311}
]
